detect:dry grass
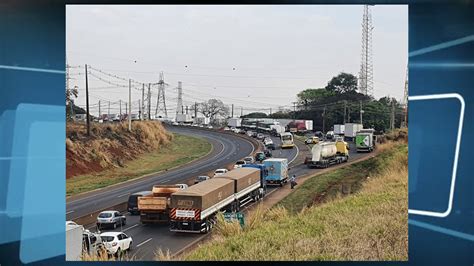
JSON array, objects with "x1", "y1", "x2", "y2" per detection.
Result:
[
  {"x1": 184, "y1": 143, "x2": 408, "y2": 261},
  {"x1": 66, "y1": 121, "x2": 173, "y2": 178}
]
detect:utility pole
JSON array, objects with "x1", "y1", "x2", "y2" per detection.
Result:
[
  {"x1": 141, "y1": 83, "x2": 145, "y2": 120},
  {"x1": 360, "y1": 101, "x2": 364, "y2": 126},
  {"x1": 125, "y1": 102, "x2": 128, "y2": 115},
  {"x1": 194, "y1": 102, "x2": 198, "y2": 119},
  {"x1": 269, "y1": 108, "x2": 272, "y2": 115},
  {"x1": 402, "y1": 66, "x2": 408, "y2": 128},
  {"x1": 85, "y1": 64, "x2": 90, "y2": 136},
  {"x1": 322, "y1": 105, "x2": 326, "y2": 133},
  {"x1": 98, "y1": 100, "x2": 101, "y2": 118},
  {"x1": 108, "y1": 101, "x2": 110, "y2": 116},
  {"x1": 186, "y1": 105, "x2": 188, "y2": 114},
  {"x1": 292, "y1": 102, "x2": 297, "y2": 122},
  {"x1": 138, "y1": 99, "x2": 141, "y2": 120},
  {"x1": 240, "y1": 107, "x2": 243, "y2": 117},
  {"x1": 128, "y1": 79, "x2": 131, "y2": 131},
  {"x1": 390, "y1": 99, "x2": 395, "y2": 130},
  {"x1": 119, "y1": 100, "x2": 122, "y2": 117},
  {"x1": 181, "y1": 105, "x2": 184, "y2": 114},
  {"x1": 148, "y1": 83, "x2": 151, "y2": 120},
  {"x1": 358, "y1": 5, "x2": 374, "y2": 96},
  {"x1": 231, "y1": 104, "x2": 234, "y2": 118},
  {"x1": 156, "y1": 72, "x2": 168, "y2": 119},
  {"x1": 343, "y1": 100, "x2": 347, "y2": 124}
]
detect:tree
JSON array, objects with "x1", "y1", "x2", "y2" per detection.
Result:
[
  {"x1": 241, "y1": 112, "x2": 267, "y2": 118},
  {"x1": 325, "y1": 72, "x2": 358, "y2": 94},
  {"x1": 66, "y1": 85, "x2": 78, "y2": 120},
  {"x1": 297, "y1": 88, "x2": 334, "y2": 106},
  {"x1": 197, "y1": 99, "x2": 229, "y2": 121}
]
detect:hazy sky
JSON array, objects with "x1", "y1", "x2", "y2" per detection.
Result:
[{"x1": 66, "y1": 5, "x2": 407, "y2": 117}]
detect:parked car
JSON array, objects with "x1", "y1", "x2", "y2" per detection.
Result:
[
  {"x1": 243, "y1": 156, "x2": 255, "y2": 164},
  {"x1": 194, "y1": 175, "x2": 210, "y2": 184},
  {"x1": 255, "y1": 152, "x2": 266, "y2": 162},
  {"x1": 251, "y1": 131, "x2": 258, "y2": 138},
  {"x1": 97, "y1": 211, "x2": 126, "y2": 230},
  {"x1": 172, "y1": 122, "x2": 179, "y2": 126},
  {"x1": 256, "y1": 133, "x2": 265, "y2": 140},
  {"x1": 207, "y1": 125, "x2": 213, "y2": 129},
  {"x1": 246, "y1": 130, "x2": 254, "y2": 137},
  {"x1": 233, "y1": 160, "x2": 246, "y2": 169},
  {"x1": 214, "y1": 168, "x2": 228, "y2": 177},
  {"x1": 223, "y1": 127, "x2": 231, "y2": 131},
  {"x1": 100, "y1": 232, "x2": 132, "y2": 256},
  {"x1": 127, "y1": 191, "x2": 153, "y2": 215},
  {"x1": 239, "y1": 129, "x2": 246, "y2": 134}
]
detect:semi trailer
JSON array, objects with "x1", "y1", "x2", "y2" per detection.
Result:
[
  {"x1": 169, "y1": 168, "x2": 264, "y2": 233},
  {"x1": 138, "y1": 185, "x2": 183, "y2": 224},
  {"x1": 305, "y1": 141, "x2": 349, "y2": 168}
]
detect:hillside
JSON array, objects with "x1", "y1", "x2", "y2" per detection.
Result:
[
  {"x1": 183, "y1": 141, "x2": 408, "y2": 261},
  {"x1": 66, "y1": 121, "x2": 173, "y2": 178},
  {"x1": 66, "y1": 122, "x2": 212, "y2": 196}
]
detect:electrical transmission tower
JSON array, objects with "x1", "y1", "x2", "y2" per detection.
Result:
[
  {"x1": 401, "y1": 66, "x2": 408, "y2": 128},
  {"x1": 176, "y1": 81, "x2": 183, "y2": 119},
  {"x1": 155, "y1": 71, "x2": 168, "y2": 119},
  {"x1": 358, "y1": 5, "x2": 374, "y2": 96}
]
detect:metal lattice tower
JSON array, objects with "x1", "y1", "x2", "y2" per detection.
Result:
[
  {"x1": 176, "y1": 81, "x2": 183, "y2": 119},
  {"x1": 155, "y1": 71, "x2": 168, "y2": 118},
  {"x1": 358, "y1": 5, "x2": 374, "y2": 96},
  {"x1": 401, "y1": 66, "x2": 408, "y2": 128}
]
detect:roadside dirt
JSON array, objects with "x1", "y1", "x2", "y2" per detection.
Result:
[{"x1": 66, "y1": 121, "x2": 172, "y2": 178}]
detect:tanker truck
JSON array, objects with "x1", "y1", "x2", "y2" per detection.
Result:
[
  {"x1": 305, "y1": 141, "x2": 349, "y2": 168},
  {"x1": 169, "y1": 168, "x2": 264, "y2": 233},
  {"x1": 138, "y1": 185, "x2": 184, "y2": 224}
]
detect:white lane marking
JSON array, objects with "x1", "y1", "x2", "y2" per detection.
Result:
[
  {"x1": 136, "y1": 238, "x2": 153, "y2": 248},
  {"x1": 117, "y1": 192, "x2": 129, "y2": 198},
  {"x1": 66, "y1": 210, "x2": 74, "y2": 215},
  {"x1": 123, "y1": 223, "x2": 139, "y2": 232},
  {"x1": 288, "y1": 143, "x2": 300, "y2": 165}
]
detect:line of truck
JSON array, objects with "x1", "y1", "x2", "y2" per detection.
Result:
[{"x1": 133, "y1": 158, "x2": 289, "y2": 233}]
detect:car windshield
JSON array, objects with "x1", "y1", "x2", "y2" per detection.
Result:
[
  {"x1": 98, "y1": 213, "x2": 112, "y2": 218},
  {"x1": 236, "y1": 161, "x2": 245, "y2": 165},
  {"x1": 100, "y1": 236, "x2": 115, "y2": 242},
  {"x1": 216, "y1": 170, "x2": 225, "y2": 173},
  {"x1": 198, "y1": 176, "x2": 207, "y2": 181}
]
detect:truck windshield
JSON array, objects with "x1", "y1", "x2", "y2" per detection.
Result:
[{"x1": 282, "y1": 135, "x2": 292, "y2": 141}]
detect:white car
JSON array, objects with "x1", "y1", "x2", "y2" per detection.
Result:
[
  {"x1": 172, "y1": 122, "x2": 179, "y2": 126},
  {"x1": 175, "y1": 184, "x2": 189, "y2": 190},
  {"x1": 207, "y1": 125, "x2": 213, "y2": 129},
  {"x1": 243, "y1": 156, "x2": 254, "y2": 164},
  {"x1": 96, "y1": 211, "x2": 126, "y2": 230},
  {"x1": 233, "y1": 160, "x2": 246, "y2": 169},
  {"x1": 100, "y1": 232, "x2": 132, "y2": 255},
  {"x1": 214, "y1": 169, "x2": 228, "y2": 177}
]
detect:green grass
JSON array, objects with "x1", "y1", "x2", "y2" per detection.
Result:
[
  {"x1": 66, "y1": 134, "x2": 211, "y2": 196},
  {"x1": 183, "y1": 142, "x2": 408, "y2": 261}
]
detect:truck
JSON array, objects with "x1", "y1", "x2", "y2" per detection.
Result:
[
  {"x1": 66, "y1": 222, "x2": 104, "y2": 261},
  {"x1": 263, "y1": 158, "x2": 289, "y2": 186},
  {"x1": 287, "y1": 120, "x2": 312, "y2": 134},
  {"x1": 356, "y1": 129, "x2": 376, "y2": 152},
  {"x1": 227, "y1": 117, "x2": 242, "y2": 128},
  {"x1": 138, "y1": 185, "x2": 183, "y2": 224},
  {"x1": 334, "y1": 124, "x2": 345, "y2": 135},
  {"x1": 176, "y1": 114, "x2": 193, "y2": 123},
  {"x1": 344, "y1": 123, "x2": 363, "y2": 138},
  {"x1": 169, "y1": 168, "x2": 264, "y2": 233},
  {"x1": 305, "y1": 141, "x2": 349, "y2": 168},
  {"x1": 269, "y1": 124, "x2": 285, "y2": 136}
]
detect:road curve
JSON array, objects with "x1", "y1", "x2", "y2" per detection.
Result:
[{"x1": 66, "y1": 126, "x2": 255, "y2": 220}]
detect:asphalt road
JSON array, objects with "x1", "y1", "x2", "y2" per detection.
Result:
[
  {"x1": 66, "y1": 126, "x2": 255, "y2": 221},
  {"x1": 69, "y1": 128, "x2": 370, "y2": 260}
]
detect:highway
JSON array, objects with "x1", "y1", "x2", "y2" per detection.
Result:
[
  {"x1": 66, "y1": 126, "x2": 256, "y2": 220},
  {"x1": 69, "y1": 127, "x2": 369, "y2": 260}
]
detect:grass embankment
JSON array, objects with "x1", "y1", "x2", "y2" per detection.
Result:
[
  {"x1": 66, "y1": 122, "x2": 211, "y2": 196},
  {"x1": 184, "y1": 142, "x2": 408, "y2": 261}
]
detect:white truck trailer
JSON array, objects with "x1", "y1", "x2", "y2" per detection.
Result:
[
  {"x1": 334, "y1": 124, "x2": 345, "y2": 135},
  {"x1": 344, "y1": 123, "x2": 363, "y2": 138},
  {"x1": 66, "y1": 223, "x2": 84, "y2": 261},
  {"x1": 228, "y1": 118, "x2": 242, "y2": 128}
]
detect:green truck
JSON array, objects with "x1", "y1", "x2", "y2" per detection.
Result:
[{"x1": 355, "y1": 129, "x2": 376, "y2": 152}]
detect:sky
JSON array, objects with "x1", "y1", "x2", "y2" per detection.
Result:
[{"x1": 66, "y1": 5, "x2": 408, "y2": 118}]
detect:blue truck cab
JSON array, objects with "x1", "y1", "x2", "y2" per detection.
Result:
[{"x1": 263, "y1": 158, "x2": 289, "y2": 187}]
